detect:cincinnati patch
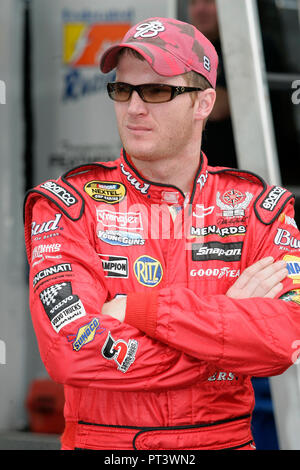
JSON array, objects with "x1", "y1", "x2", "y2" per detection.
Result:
[{"x1": 33, "y1": 263, "x2": 72, "y2": 288}]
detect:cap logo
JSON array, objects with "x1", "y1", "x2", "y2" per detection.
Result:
[
  {"x1": 203, "y1": 55, "x2": 211, "y2": 72},
  {"x1": 133, "y1": 20, "x2": 165, "y2": 39}
]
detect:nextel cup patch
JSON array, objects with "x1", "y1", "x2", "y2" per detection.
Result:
[{"x1": 84, "y1": 181, "x2": 126, "y2": 204}]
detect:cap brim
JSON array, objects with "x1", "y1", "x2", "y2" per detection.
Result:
[
  {"x1": 100, "y1": 42, "x2": 192, "y2": 78},
  {"x1": 100, "y1": 44, "x2": 152, "y2": 74}
]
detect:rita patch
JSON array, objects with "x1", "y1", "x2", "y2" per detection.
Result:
[
  {"x1": 134, "y1": 255, "x2": 163, "y2": 287},
  {"x1": 84, "y1": 181, "x2": 126, "y2": 204}
]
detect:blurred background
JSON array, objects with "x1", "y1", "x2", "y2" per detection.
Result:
[{"x1": 0, "y1": 0, "x2": 299, "y2": 450}]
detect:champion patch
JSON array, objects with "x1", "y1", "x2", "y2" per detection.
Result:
[{"x1": 99, "y1": 254, "x2": 128, "y2": 278}]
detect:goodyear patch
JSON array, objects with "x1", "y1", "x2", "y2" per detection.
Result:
[
  {"x1": 134, "y1": 256, "x2": 163, "y2": 287},
  {"x1": 84, "y1": 181, "x2": 126, "y2": 204},
  {"x1": 67, "y1": 318, "x2": 106, "y2": 351},
  {"x1": 284, "y1": 255, "x2": 300, "y2": 284}
]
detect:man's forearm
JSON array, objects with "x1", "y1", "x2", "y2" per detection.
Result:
[{"x1": 124, "y1": 289, "x2": 300, "y2": 377}]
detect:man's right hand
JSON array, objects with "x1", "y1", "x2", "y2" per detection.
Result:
[{"x1": 226, "y1": 256, "x2": 288, "y2": 299}]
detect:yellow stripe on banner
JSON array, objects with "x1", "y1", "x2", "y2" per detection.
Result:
[{"x1": 63, "y1": 23, "x2": 86, "y2": 64}]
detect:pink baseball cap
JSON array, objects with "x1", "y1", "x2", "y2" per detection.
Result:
[{"x1": 100, "y1": 17, "x2": 218, "y2": 88}]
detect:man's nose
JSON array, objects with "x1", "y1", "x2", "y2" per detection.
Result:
[{"x1": 127, "y1": 90, "x2": 148, "y2": 115}]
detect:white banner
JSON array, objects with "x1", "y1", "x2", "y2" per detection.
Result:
[{"x1": 31, "y1": 0, "x2": 176, "y2": 184}]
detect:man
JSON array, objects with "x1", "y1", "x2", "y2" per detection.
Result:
[{"x1": 24, "y1": 17, "x2": 300, "y2": 451}]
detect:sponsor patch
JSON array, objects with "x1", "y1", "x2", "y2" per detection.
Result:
[
  {"x1": 97, "y1": 209, "x2": 143, "y2": 231},
  {"x1": 84, "y1": 181, "x2": 126, "y2": 204},
  {"x1": 97, "y1": 230, "x2": 145, "y2": 246},
  {"x1": 274, "y1": 229, "x2": 300, "y2": 250},
  {"x1": 67, "y1": 318, "x2": 106, "y2": 351},
  {"x1": 261, "y1": 186, "x2": 286, "y2": 211},
  {"x1": 99, "y1": 254, "x2": 128, "y2": 278},
  {"x1": 190, "y1": 225, "x2": 246, "y2": 238},
  {"x1": 190, "y1": 267, "x2": 240, "y2": 279},
  {"x1": 192, "y1": 204, "x2": 214, "y2": 219},
  {"x1": 197, "y1": 170, "x2": 209, "y2": 191},
  {"x1": 134, "y1": 256, "x2": 163, "y2": 287},
  {"x1": 102, "y1": 331, "x2": 138, "y2": 373},
  {"x1": 31, "y1": 213, "x2": 62, "y2": 238},
  {"x1": 39, "y1": 282, "x2": 86, "y2": 332},
  {"x1": 120, "y1": 163, "x2": 150, "y2": 194},
  {"x1": 192, "y1": 242, "x2": 243, "y2": 262},
  {"x1": 40, "y1": 181, "x2": 78, "y2": 207},
  {"x1": 279, "y1": 289, "x2": 300, "y2": 305},
  {"x1": 283, "y1": 255, "x2": 300, "y2": 284},
  {"x1": 207, "y1": 371, "x2": 238, "y2": 382},
  {"x1": 278, "y1": 212, "x2": 298, "y2": 229},
  {"x1": 216, "y1": 190, "x2": 253, "y2": 218},
  {"x1": 33, "y1": 263, "x2": 72, "y2": 288},
  {"x1": 32, "y1": 243, "x2": 61, "y2": 261}
]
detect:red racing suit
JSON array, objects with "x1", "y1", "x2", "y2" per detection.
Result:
[{"x1": 24, "y1": 150, "x2": 300, "y2": 450}]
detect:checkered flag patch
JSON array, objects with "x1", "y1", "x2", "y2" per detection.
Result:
[{"x1": 40, "y1": 283, "x2": 67, "y2": 307}]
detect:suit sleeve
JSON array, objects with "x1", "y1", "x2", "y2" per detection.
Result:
[
  {"x1": 125, "y1": 198, "x2": 300, "y2": 377},
  {"x1": 25, "y1": 195, "x2": 212, "y2": 392}
]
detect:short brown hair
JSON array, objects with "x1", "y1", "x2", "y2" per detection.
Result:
[
  {"x1": 117, "y1": 47, "x2": 144, "y2": 62},
  {"x1": 183, "y1": 70, "x2": 212, "y2": 89}
]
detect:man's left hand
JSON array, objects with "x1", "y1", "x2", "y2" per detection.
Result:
[{"x1": 101, "y1": 296, "x2": 127, "y2": 322}]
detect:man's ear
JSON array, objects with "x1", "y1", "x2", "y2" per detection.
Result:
[{"x1": 194, "y1": 88, "x2": 216, "y2": 121}]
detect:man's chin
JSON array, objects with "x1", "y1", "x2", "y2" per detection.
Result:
[{"x1": 124, "y1": 144, "x2": 157, "y2": 162}]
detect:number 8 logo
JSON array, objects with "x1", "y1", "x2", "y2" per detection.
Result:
[{"x1": 203, "y1": 55, "x2": 211, "y2": 72}]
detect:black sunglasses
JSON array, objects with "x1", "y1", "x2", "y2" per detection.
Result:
[{"x1": 107, "y1": 82, "x2": 204, "y2": 103}]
